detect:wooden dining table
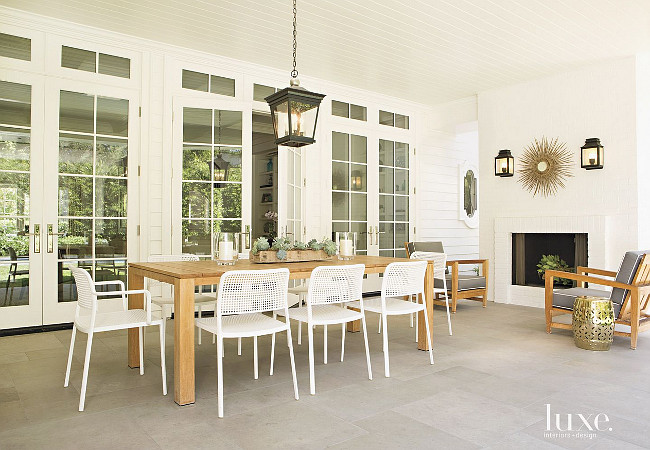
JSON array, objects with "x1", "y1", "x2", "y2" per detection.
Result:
[{"x1": 127, "y1": 255, "x2": 435, "y2": 406}]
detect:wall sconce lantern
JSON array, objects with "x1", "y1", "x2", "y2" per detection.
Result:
[
  {"x1": 265, "y1": 0, "x2": 325, "y2": 147},
  {"x1": 211, "y1": 153, "x2": 230, "y2": 188},
  {"x1": 351, "y1": 170, "x2": 363, "y2": 191},
  {"x1": 494, "y1": 149, "x2": 514, "y2": 177},
  {"x1": 580, "y1": 138, "x2": 604, "y2": 170}
]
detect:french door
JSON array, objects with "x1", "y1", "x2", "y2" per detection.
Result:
[
  {"x1": 277, "y1": 146, "x2": 304, "y2": 243},
  {"x1": 0, "y1": 74, "x2": 139, "y2": 329},
  {"x1": 171, "y1": 97, "x2": 252, "y2": 257}
]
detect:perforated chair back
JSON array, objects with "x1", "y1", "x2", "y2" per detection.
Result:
[
  {"x1": 217, "y1": 268, "x2": 290, "y2": 316},
  {"x1": 307, "y1": 264, "x2": 365, "y2": 306},
  {"x1": 381, "y1": 261, "x2": 428, "y2": 298},
  {"x1": 70, "y1": 267, "x2": 96, "y2": 312},
  {"x1": 410, "y1": 251, "x2": 446, "y2": 280}
]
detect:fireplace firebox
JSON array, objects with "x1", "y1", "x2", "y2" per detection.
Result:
[{"x1": 511, "y1": 233, "x2": 588, "y2": 287}]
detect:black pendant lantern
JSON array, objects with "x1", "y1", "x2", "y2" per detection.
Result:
[
  {"x1": 266, "y1": 0, "x2": 325, "y2": 148},
  {"x1": 494, "y1": 149, "x2": 514, "y2": 177},
  {"x1": 211, "y1": 153, "x2": 230, "y2": 188},
  {"x1": 580, "y1": 138, "x2": 604, "y2": 170}
]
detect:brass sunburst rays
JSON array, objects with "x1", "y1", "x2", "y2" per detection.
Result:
[{"x1": 518, "y1": 137, "x2": 573, "y2": 197}]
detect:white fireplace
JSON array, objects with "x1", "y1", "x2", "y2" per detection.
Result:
[{"x1": 493, "y1": 215, "x2": 608, "y2": 308}]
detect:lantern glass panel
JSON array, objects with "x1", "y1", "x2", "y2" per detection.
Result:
[
  {"x1": 582, "y1": 146, "x2": 603, "y2": 167},
  {"x1": 289, "y1": 100, "x2": 318, "y2": 138},
  {"x1": 272, "y1": 100, "x2": 290, "y2": 139}
]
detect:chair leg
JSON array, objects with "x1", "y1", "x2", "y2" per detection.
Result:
[
  {"x1": 253, "y1": 336, "x2": 258, "y2": 380},
  {"x1": 78, "y1": 331, "x2": 94, "y2": 412},
  {"x1": 197, "y1": 305, "x2": 202, "y2": 345},
  {"x1": 308, "y1": 323, "x2": 315, "y2": 395},
  {"x1": 64, "y1": 325, "x2": 77, "y2": 387},
  {"x1": 341, "y1": 323, "x2": 345, "y2": 362},
  {"x1": 382, "y1": 314, "x2": 390, "y2": 377},
  {"x1": 138, "y1": 327, "x2": 144, "y2": 375},
  {"x1": 159, "y1": 323, "x2": 167, "y2": 396},
  {"x1": 298, "y1": 321, "x2": 302, "y2": 345},
  {"x1": 323, "y1": 324, "x2": 328, "y2": 364},
  {"x1": 286, "y1": 326, "x2": 299, "y2": 400},
  {"x1": 445, "y1": 291, "x2": 453, "y2": 336},
  {"x1": 238, "y1": 337, "x2": 242, "y2": 355},
  {"x1": 422, "y1": 305, "x2": 434, "y2": 365},
  {"x1": 270, "y1": 332, "x2": 276, "y2": 376},
  {"x1": 217, "y1": 336, "x2": 224, "y2": 418},
  {"x1": 361, "y1": 315, "x2": 372, "y2": 381}
]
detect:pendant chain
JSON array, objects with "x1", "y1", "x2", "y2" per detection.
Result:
[{"x1": 291, "y1": 0, "x2": 298, "y2": 79}]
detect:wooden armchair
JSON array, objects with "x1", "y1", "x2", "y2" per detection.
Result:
[
  {"x1": 405, "y1": 241, "x2": 489, "y2": 313},
  {"x1": 545, "y1": 251, "x2": 650, "y2": 349}
]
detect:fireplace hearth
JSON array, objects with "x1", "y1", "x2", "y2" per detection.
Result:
[{"x1": 511, "y1": 233, "x2": 588, "y2": 287}]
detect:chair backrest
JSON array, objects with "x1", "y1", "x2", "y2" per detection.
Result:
[
  {"x1": 610, "y1": 250, "x2": 650, "y2": 317},
  {"x1": 617, "y1": 252, "x2": 650, "y2": 319},
  {"x1": 8, "y1": 246, "x2": 18, "y2": 261},
  {"x1": 70, "y1": 267, "x2": 96, "y2": 311},
  {"x1": 307, "y1": 264, "x2": 365, "y2": 306},
  {"x1": 410, "y1": 251, "x2": 446, "y2": 280},
  {"x1": 381, "y1": 261, "x2": 428, "y2": 298},
  {"x1": 217, "y1": 268, "x2": 290, "y2": 316},
  {"x1": 405, "y1": 241, "x2": 444, "y2": 258}
]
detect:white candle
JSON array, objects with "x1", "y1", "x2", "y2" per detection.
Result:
[
  {"x1": 219, "y1": 241, "x2": 234, "y2": 261},
  {"x1": 340, "y1": 239, "x2": 353, "y2": 257}
]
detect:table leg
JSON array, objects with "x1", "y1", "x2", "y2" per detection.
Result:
[
  {"x1": 418, "y1": 261, "x2": 434, "y2": 351},
  {"x1": 128, "y1": 270, "x2": 144, "y2": 368},
  {"x1": 174, "y1": 278, "x2": 196, "y2": 405}
]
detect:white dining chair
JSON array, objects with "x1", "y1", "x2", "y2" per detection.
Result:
[
  {"x1": 283, "y1": 264, "x2": 372, "y2": 395},
  {"x1": 410, "y1": 251, "x2": 453, "y2": 336},
  {"x1": 195, "y1": 268, "x2": 298, "y2": 418},
  {"x1": 147, "y1": 255, "x2": 217, "y2": 345},
  {"x1": 64, "y1": 267, "x2": 167, "y2": 411},
  {"x1": 363, "y1": 261, "x2": 433, "y2": 377},
  {"x1": 288, "y1": 281, "x2": 308, "y2": 345}
]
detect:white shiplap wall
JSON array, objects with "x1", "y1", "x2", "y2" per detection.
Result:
[{"x1": 415, "y1": 98, "x2": 480, "y2": 261}]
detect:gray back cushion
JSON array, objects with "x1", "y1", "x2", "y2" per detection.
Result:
[
  {"x1": 610, "y1": 250, "x2": 649, "y2": 309},
  {"x1": 407, "y1": 241, "x2": 444, "y2": 256}
]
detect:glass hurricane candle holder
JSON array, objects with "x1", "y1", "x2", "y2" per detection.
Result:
[
  {"x1": 336, "y1": 231, "x2": 356, "y2": 261},
  {"x1": 213, "y1": 232, "x2": 240, "y2": 265}
]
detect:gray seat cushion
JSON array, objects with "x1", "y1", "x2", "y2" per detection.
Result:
[
  {"x1": 435, "y1": 274, "x2": 486, "y2": 291},
  {"x1": 407, "y1": 241, "x2": 444, "y2": 255},
  {"x1": 552, "y1": 287, "x2": 612, "y2": 313}
]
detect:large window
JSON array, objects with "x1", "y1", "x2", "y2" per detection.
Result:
[
  {"x1": 181, "y1": 107, "x2": 242, "y2": 256},
  {"x1": 379, "y1": 139, "x2": 409, "y2": 257},
  {"x1": 182, "y1": 70, "x2": 235, "y2": 97},
  {"x1": 0, "y1": 33, "x2": 31, "y2": 61},
  {"x1": 57, "y1": 90, "x2": 130, "y2": 301},
  {"x1": 61, "y1": 46, "x2": 131, "y2": 79},
  {"x1": 332, "y1": 131, "x2": 368, "y2": 255}
]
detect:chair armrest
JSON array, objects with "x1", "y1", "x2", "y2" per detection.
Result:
[
  {"x1": 95, "y1": 280, "x2": 126, "y2": 288},
  {"x1": 97, "y1": 289, "x2": 152, "y2": 321},
  {"x1": 446, "y1": 259, "x2": 488, "y2": 265},
  {"x1": 544, "y1": 270, "x2": 636, "y2": 290},
  {"x1": 576, "y1": 266, "x2": 617, "y2": 278}
]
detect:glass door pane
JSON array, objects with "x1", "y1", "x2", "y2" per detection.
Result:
[
  {"x1": 181, "y1": 107, "x2": 244, "y2": 256},
  {"x1": 279, "y1": 147, "x2": 303, "y2": 243},
  {"x1": 0, "y1": 77, "x2": 44, "y2": 330},
  {"x1": 378, "y1": 139, "x2": 409, "y2": 258},
  {"x1": 57, "y1": 91, "x2": 130, "y2": 302},
  {"x1": 331, "y1": 131, "x2": 368, "y2": 254}
]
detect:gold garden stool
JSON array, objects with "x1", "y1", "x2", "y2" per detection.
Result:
[{"x1": 572, "y1": 296, "x2": 615, "y2": 351}]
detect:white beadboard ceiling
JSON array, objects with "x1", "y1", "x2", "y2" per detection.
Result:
[{"x1": 3, "y1": 0, "x2": 650, "y2": 105}]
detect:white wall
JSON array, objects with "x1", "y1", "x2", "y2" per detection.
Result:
[
  {"x1": 478, "y1": 56, "x2": 640, "y2": 304},
  {"x1": 416, "y1": 97, "x2": 480, "y2": 260},
  {"x1": 636, "y1": 52, "x2": 650, "y2": 248}
]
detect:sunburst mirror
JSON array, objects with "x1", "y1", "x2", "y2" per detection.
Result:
[{"x1": 518, "y1": 137, "x2": 573, "y2": 197}]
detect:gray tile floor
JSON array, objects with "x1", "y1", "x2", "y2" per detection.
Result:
[{"x1": 1, "y1": 302, "x2": 649, "y2": 449}]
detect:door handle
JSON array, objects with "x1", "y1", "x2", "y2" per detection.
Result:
[
  {"x1": 368, "y1": 226, "x2": 374, "y2": 245},
  {"x1": 47, "y1": 224, "x2": 65, "y2": 254},
  {"x1": 19, "y1": 224, "x2": 41, "y2": 253},
  {"x1": 374, "y1": 226, "x2": 386, "y2": 245}
]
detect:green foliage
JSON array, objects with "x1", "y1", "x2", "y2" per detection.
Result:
[
  {"x1": 271, "y1": 237, "x2": 292, "y2": 251},
  {"x1": 537, "y1": 254, "x2": 573, "y2": 286},
  {"x1": 0, "y1": 233, "x2": 28, "y2": 255},
  {"x1": 276, "y1": 249, "x2": 287, "y2": 260},
  {"x1": 308, "y1": 239, "x2": 322, "y2": 250},
  {"x1": 251, "y1": 236, "x2": 270, "y2": 255},
  {"x1": 322, "y1": 240, "x2": 337, "y2": 256}
]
